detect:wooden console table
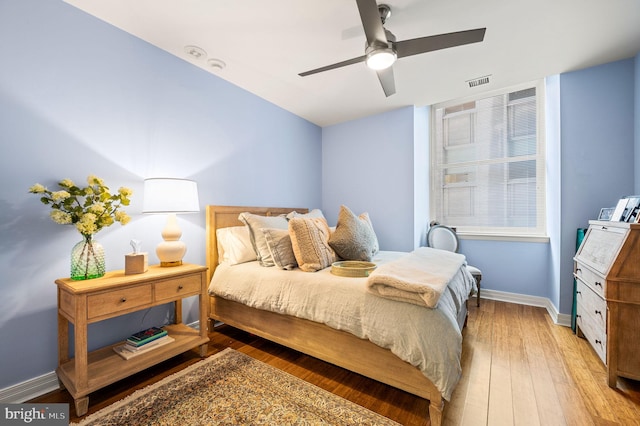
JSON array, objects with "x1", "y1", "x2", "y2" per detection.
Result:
[{"x1": 55, "y1": 263, "x2": 209, "y2": 416}]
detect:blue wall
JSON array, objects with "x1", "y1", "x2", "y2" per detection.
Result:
[
  {"x1": 0, "y1": 0, "x2": 321, "y2": 390},
  {"x1": 322, "y1": 107, "x2": 419, "y2": 251},
  {"x1": 558, "y1": 59, "x2": 636, "y2": 315}
]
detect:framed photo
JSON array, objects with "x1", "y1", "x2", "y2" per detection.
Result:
[
  {"x1": 611, "y1": 198, "x2": 629, "y2": 221},
  {"x1": 598, "y1": 207, "x2": 615, "y2": 221},
  {"x1": 624, "y1": 196, "x2": 640, "y2": 223}
]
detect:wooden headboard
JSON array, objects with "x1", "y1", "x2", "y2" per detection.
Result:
[{"x1": 205, "y1": 205, "x2": 308, "y2": 283}]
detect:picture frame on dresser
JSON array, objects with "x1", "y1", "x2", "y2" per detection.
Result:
[
  {"x1": 610, "y1": 198, "x2": 629, "y2": 221},
  {"x1": 598, "y1": 207, "x2": 614, "y2": 221},
  {"x1": 622, "y1": 196, "x2": 640, "y2": 222}
]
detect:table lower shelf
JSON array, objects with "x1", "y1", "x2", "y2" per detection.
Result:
[{"x1": 57, "y1": 323, "x2": 209, "y2": 399}]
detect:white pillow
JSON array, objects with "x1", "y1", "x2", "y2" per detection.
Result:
[{"x1": 216, "y1": 226, "x2": 256, "y2": 266}]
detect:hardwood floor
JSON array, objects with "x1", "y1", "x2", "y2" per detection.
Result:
[{"x1": 31, "y1": 300, "x2": 640, "y2": 425}]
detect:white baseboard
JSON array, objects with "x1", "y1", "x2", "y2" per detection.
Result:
[
  {"x1": 1, "y1": 296, "x2": 572, "y2": 404},
  {"x1": 0, "y1": 371, "x2": 60, "y2": 404},
  {"x1": 480, "y1": 289, "x2": 572, "y2": 327}
]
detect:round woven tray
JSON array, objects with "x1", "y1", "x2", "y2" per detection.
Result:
[{"x1": 330, "y1": 261, "x2": 377, "y2": 278}]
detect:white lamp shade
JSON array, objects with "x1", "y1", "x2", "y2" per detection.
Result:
[{"x1": 143, "y1": 178, "x2": 200, "y2": 213}]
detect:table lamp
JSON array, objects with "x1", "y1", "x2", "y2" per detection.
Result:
[{"x1": 143, "y1": 178, "x2": 200, "y2": 266}]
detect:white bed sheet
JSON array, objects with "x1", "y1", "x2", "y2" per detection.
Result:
[{"x1": 208, "y1": 250, "x2": 475, "y2": 400}]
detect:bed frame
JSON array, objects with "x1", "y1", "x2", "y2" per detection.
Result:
[{"x1": 205, "y1": 205, "x2": 463, "y2": 426}]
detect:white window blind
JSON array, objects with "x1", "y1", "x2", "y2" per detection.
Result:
[{"x1": 430, "y1": 82, "x2": 546, "y2": 237}]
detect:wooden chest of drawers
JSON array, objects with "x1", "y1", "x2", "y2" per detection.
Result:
[{"x1": 574, "y1": 220, "x2": 640, "y2": 388}]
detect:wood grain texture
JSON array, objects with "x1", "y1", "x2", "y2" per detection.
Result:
[{"x1": 32, "y1": 300, "x2": 640, "y2": 425}]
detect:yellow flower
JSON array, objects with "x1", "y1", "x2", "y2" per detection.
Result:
[
  {"x1": 88, "y1": 203, "x2": 106, "y2": 214},
  {"x1": 50, "y1": 210, "x2": 72, "y2": 224},
  {"x1": 29, "y1": 184, "x2": 46, "y2": 193},
  {"x1": 98, "y1": 215, "x2": 115, "y2": 227},
  {"x1": 87, "y1": 175, "x2": 105, "y2": 186},
  {"x1": 115, "y1": 210, "x2": 131, "y2": 225},
  {"x1": 118, "y1": 187, "x2": 133, "y2": 197},
  {"x1": 51, "y1": 190, "x2": 70, "y2": 202},
  {"x1": 59, "y1": 179, "x2": 75, "y2": 188},
  {"x1": 76, "y1": 213, "x2": 98, "y2": 235}
]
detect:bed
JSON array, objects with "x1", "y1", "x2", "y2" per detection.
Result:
[{"x1": 205, "y1": 205, "x2": 475, "y2": 426}]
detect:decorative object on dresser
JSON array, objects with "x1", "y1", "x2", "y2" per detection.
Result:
[
  {"x1": 125, "y1": 239, "x2": 148, "y2": 275},
  {"x1": 28, "y1": 175, "x2": 132, "y2": 280},
  {"x1": 142, "y1": 178, "x2": 200, "y2": 266},
  {"x1": 574, "y1": 220, "x2": 640, "y2": 388},
  {"x1": 55, "y1": 263, "x2": 209, "y2": 416},
  {"x1": 72, "y1": 349, "x2": 400, "y2": 426},
  {"x1": 610, "y1": 195, "x2": 640, "y2": 223}
]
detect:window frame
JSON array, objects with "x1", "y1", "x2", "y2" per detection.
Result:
[{"x1": 430, "y1": 80, "x2": 547, "y2": 241}]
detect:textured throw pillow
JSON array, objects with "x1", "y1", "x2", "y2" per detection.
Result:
[
  {"x1": 288, "y1": 217, "x2": 336, "y2": 272},
  {"x1": 359, "y1": 212, "x2": 380, "y2": 255},
  {"x1": 216, "y1": 226, "x2": 256, "y2": 265},
  {"x1": 262, "y1": 228, "x2": 297, "y2": 270},
  {"x1": 238, "y1": 212, "x2": 289, "y2": 266},
  {"x1": 328, "y1": 205, "x2": 378, "y2": 261}
]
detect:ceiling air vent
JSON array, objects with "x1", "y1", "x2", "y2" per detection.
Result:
[{"x1": 467, "y1": 75, "x2": 491, "y2": 88}]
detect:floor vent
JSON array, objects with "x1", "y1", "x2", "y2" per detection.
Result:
[{"x1": 467, "y1": 75, "x2": 491, "y2": 88}]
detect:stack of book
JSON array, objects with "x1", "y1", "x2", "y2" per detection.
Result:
[{"x1": 113, "y1": 327, "x2": 174, "y2": 360}]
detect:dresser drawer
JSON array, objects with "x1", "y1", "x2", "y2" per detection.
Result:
[
  {"x1": 575, "y1": 263, "x2": 606, "y2": 298},
  {"x1": 87, "y1": 284, "x2": 152, "y2": 320},
  {"x1": 155, "y1": 274, "x2": 202, "y2": 302},
  {"x1": 576, "y1": 280, "x2": 607, "y2": 330},
  {"x1": 577, "y1": 307, "x2": 607, "y2": 365}
]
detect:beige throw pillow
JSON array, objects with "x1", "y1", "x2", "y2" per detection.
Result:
[
  {"x1": 328, "y1": 205, "x2": 378, "y2": 261},
  {"x1": 262, "y1": 228, "x2": 297, "y2": 270},
  {"x1": 288, "y1": 217, "x2": 336, "y2": 272}
]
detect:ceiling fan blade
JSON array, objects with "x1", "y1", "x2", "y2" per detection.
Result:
[
  {"x1": 356, "y1": 0, "x2": 388, "y2": 46},
  {"x1": 396, "y1": 28, "x2": 486, "y2": 58},
  {"x1": 376, "y1": 67, "x2": 396, "y2": 97},
  {"x1": 299, "y1": 55, "x2": 366, "y2": 77}
]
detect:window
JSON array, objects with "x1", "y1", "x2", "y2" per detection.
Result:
[{"x1": 430, "y1": 82, "x2": 546, "y2": 238}]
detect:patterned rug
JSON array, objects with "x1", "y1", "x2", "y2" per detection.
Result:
[{"x1": 74, "y1": 348, "x2": 400, "y2": 425}]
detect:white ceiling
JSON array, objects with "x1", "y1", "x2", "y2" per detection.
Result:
[{"x1": 64, "y1": 0, "x2": 640, "y2": 127}]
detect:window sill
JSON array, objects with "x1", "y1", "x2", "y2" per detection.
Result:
[{"x1": 457, "y1": 233, "x2": 550, "y2": 243}]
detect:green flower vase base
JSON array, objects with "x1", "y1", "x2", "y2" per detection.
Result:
[{"x1": 71, "y1": 235, "x2": 105, "y2": 280}]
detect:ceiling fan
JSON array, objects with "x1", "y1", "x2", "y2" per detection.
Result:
[{"x1": 299, "y1": 0, "x2": 486, "y2": 97}]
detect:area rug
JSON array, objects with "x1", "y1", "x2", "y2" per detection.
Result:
[{"x1": 74, "y1": 348, "x2": 400, "y2": 425}]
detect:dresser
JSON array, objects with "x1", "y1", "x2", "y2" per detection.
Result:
[
  {"x1": 55, "y1": 263, "x2": 209, "y2": 416},
  {"x1": 574, "y1": 220, "x2": 640, "y2": 387}
]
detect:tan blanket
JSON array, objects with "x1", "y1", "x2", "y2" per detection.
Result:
[{"x1": 366, "y1": 247, "x2": 466, "y2": 308}]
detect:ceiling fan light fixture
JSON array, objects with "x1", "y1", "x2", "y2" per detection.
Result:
[{"x1": 365, "y1": 48, "x2": 396, "y2": 70}]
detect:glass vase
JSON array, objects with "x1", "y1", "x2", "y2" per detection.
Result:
[{"x1": 71, "y1": 234, "x2": 105, "y2": 280}]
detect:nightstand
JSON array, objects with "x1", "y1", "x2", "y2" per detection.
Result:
[{"x1": 55, "y1": 263, "x2": 209, "y2": 416}]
